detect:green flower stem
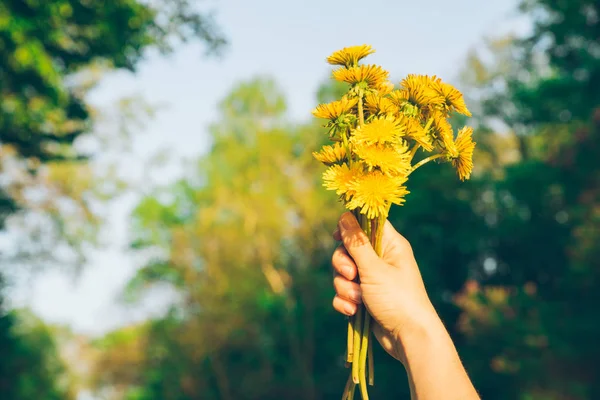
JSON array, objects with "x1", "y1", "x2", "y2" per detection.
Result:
[
  {"x1": 347, "y1": 316, "x2": 354, "y2": 364},
  {"x1": 342, "y1": 373, "x2": 353, "y2": 400},
  {"x1": 357, "y1": 89, "x2": 365, "y2": 127},
  {"x1": 368, "y1": 338, "x2": 374, "y2": 386},
  {"x1": 352, "y1": 305, "x2": 363, "y2": 384},
  {"x1": 359, "y1": 311, "x2": 371, "y2": 400},
  {"x1": 409, "y1": 153, "x2": 445, "y2": 175},
  {"x1": 409, "y1": 143, "x2": 420, "y2": 161}
]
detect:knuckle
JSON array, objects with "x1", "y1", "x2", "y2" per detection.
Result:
[
  {"x1": 332, "y1": 296, "x2": 343, "y2": 312},
  {"x1": 348, "y1": 231, "x2": 370, "y2": 248},
  {"x1": 332, "y1": 275, "x2": 345, "y2": 292},
  {"x1": 331, "y1": 246, "x2": 344, "y2": 264}
]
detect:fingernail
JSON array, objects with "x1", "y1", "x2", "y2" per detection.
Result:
[
  {"x1": 349, "y1": 289, "x2": 362, "y2": 303},
  {"x1": 342, "y1": 265, "x2": 353, "y2": 278},
  {"x1": 340, "y1": 213, "x2": 355, "y2": 230},
  {"x1": 344, "y1": 303, "x2": 356, "y2": 315}
]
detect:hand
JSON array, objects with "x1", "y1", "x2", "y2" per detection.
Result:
[{"x1": 331, "y1": 212, "x2": 439, "y2": 363}]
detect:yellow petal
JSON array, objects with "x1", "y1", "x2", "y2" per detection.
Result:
[
  {"x1": 347, "y1": 172, "x2": 409, "y2": 219},
  {"x1": 333, "y1": 65, "x2": 389, "y2": 88},
  {"x1": 313, "y1": 142, "x2": 347, "y2": 165},
  {"x1": 323, "y1": 163, "x2": 364, "y2": 200},
  {"x1": 452, "y1": 126, "x2": 476, "y2": 181},
  {"x1": 312, "y1": 96, "x2": 358, "y2": 120},
  {"x1": 399, "y1": 74, "x2": 444, "y2": 109},
  {"x1": 353, "y1": 141, "x2": 411, "y2": 176},
  {"x1": 327, "y1": 44, "x2": 375, "y2": 68},
  {"x1": 351, "y1": 115, "x2": 404, "y2": 145}
]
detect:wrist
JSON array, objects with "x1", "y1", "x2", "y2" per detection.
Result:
[{"x1": 392, "y1": 304, "x2": 447, "y2": 358}]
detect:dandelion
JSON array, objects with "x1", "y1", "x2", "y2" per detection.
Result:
[
  {"x1": 351, "y1": 116, "x2": 404, "y2": 145},
  {"x1": 452, "y1": 126, "x2": 476, "y2": 180},
  {"x1": 322, "y1": 163, "x2": 364, "y2": 200},
  {"x1": 313, "y1": 45, "x2": 475, "y2": 400},
  {"x1": 353, "y1": 141, "x2": 412, "y2": 176},
  {"x1": 313, "y1": 96, "x2": 358, "y2": 121},
  {"x1": 364, "y1": 93, "x2": 397, "y2": 116},
  {"x1": 313, "y1": 142, "x2": 347, "y2": 165},
  {"x1": 432, "y1": 111, "x2": 457, "y2": 157},
  {"x1": 435, "y1": 81, "x2": 472, "y2": 116},
  {"x1": 375, "y1": 80, "x2": 395, "y2": 95},
  {"x1": 400, "y1": 74, "x2": 444, "y2": 109},
  {"x1": 327, "y1": 44, "x2": 375, "y2": 68},
  {"x1": 404, "y1": 117, "x2": 434, "y2": 152},
  {"x1": 333, "y1": 65, "x2": 390, "y2": 88},
  {"x1": 347, "y1": 172, "x2": 409, "y2": 219}
]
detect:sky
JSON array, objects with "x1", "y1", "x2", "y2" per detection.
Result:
[{"x1": 9, "y1": 0, "x2": 525, "y2": 336}]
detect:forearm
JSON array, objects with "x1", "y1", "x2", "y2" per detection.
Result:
[{"x1": 397, "y1": 311, "x2": 479, "y2": 400}]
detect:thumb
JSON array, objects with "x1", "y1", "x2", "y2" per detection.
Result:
[{"x1": 338, "y1": 212, "x2": 381, "y2": 274}]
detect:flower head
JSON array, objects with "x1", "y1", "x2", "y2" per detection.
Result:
[
  {"x1": 327, "y1": 45, "x2": 375, "y2": 68},
  {"x1": 312, "y1": 96, "x2": 358, "y2": 120},
  {"x1": 323, "y1": 163, "x2": 364, "y2": 200},
  {"x1": 451, "y1": 126, "x2": 475, "y2": 181},
  {"x1": 375, "y1": 80, "x2": 395, "y2": 95},
  {"x1": 353, "y1": 141, "x2": 412, "y2": 176},
  {"x1": 333, "y1": 65, "x2": 389, "y2": 88},
  {"x1": 351, "y1": 116, "x2": 404, "y2": 145},
  {"x1": 347, "y1": 172, "x2": 409, "y2": 219},
  {"x1": 432, "y1": 112, "x2": 457, "y2": 157},
  {"x1": 364, "y1": 93, "x2": 397, "y2": 116},
  {"x1": 313, "y1": 142, "x2": 347, "y2": 165},
  {"x1": 404, "y1": 117, "x2": 434, "y2": 152},
  {"x1": 400, "y1": 74, "x2": 444, "y2": 109},
  {"x1": 434, "y1": 82, "x2": 472, "y2": 117}
]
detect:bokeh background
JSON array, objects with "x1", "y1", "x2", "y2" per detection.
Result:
[{"x1": 1, "y1": 0, "x2": 599, "y2": 399}]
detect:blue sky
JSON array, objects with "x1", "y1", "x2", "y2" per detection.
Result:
[{"x1": 11, "y1": 0, "x2": 523, "y2": 335}]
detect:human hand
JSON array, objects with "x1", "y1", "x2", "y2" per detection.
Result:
[{"x1": 331, "y1": 212, "x2": 440, "y2": 363}]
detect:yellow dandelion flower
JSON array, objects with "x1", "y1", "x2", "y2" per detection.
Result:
[
  {"x1": 400, "y1": 74, "x2": 444, "y2": 109},
  {"x1": 347, "y1": 172, "x2": 409, "y2": 219},
  {"x1": 387, "y1": 90, "x2": 419, "y2": 118},
  {"x1": 333, "y1": 64, "x2": 389, "y2": 88},
  {"x1": 351, "y1": 115, "x2": 404, "y2": 145},
  {"x1": 388, "y1": 89, "x2": 408, "y2": 105},
  {"x1": 323, "y1": 163, "x2": 364, "y2": 200},
  {"x1": 403, "y1": 118, "x2": 434, "y2": 152},
  {"x1": 312, "y1": 142, "x2": 347, "y2": 165},
  {"x1": 432, "y1": 112, "x2": 457, "y2": 157},
  {"x1": 353, "y1": 141, "x2": 412, "y2": 176},
  {"x1": 435, "y1": 82, "x2": 472, "y2": 117},
  {"x1": 312, "y1": 96, "x2": 358, "y2": 120},
  {"x1": 364, "y1": 93, "x2": 397, "y2": 116},
  {"x1": 326, "y1": 44, "x2": 375, "y2": 68},
  {"x1": 452, "y1": 126, "x2": 476, "y2": 181},
  {"x1": 375, "y1": 80, "x2": 395, "y2": 95}
]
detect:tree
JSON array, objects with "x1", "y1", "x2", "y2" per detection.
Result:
[
  {"x1": 0, "y1": 2, "x2": 225, "y2": 398},
  {"x1": 0, "y1": 0, "x2": 225, "y2": 247},
  {"x1": 0, "y1": 292, "x2": 75, "y2": 400},
  {"x1": 89, "y1": 78, "x2": 414, "y2": 400},
  {"x1": 454, "y1": 1, "x2": 600, "y2": 398}
]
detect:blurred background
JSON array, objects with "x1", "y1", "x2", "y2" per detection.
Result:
[{"x1": 0, "y1": 0, "x2": 599, "y2": 399}]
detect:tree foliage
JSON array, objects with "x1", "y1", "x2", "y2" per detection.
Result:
[{"x1": 0, "y1": 1, "x2": 224, "y2": 398}]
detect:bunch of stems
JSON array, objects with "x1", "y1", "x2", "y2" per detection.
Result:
[{"x1": 342, "y1": 211, "x2": 385, "y2": 400}]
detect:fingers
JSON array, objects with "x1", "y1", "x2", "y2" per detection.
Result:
[
  {"x1": 331, "y1": 246, "x2": 357, "y2": 280},
  {"x1": 333, "y1": 295, "x2": 358, "y2": 316},
  {"x1": 331, "y1": 245, "x2": 362, "y2": 317},
  {"x1": 333, "y1": 274, "x2": 362, "y2": 303},
  {"x1": 337, "y1": 212, "x2": 380, "y2": 269},
  {"x1": 333, "y1": 228, "x2": 341, "y2": 241}
]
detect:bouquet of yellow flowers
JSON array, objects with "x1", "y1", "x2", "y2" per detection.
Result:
[{"x1": 312, "y1": 45, "x2": 475, "y2": 400}]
